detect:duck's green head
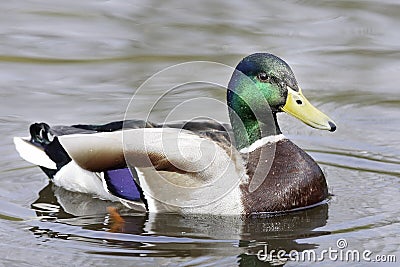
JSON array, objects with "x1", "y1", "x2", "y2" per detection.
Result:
[{"x1": 227, "y1": 53, "x2": 336, "y2": 149}]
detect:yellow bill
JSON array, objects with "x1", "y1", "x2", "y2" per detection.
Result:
[{"x1": 282, "y1": 87, "x2": 336, "y2": 132}]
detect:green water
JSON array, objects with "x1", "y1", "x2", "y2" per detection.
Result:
[{"x1": 0, "y1": 1, "x2": 399, "y2": 266}]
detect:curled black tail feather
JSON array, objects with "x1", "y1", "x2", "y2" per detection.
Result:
[
  {"x1": 30, "y1": 123, "x2": 54, "y2": 145},
  {"x1": 29, "y1": 122, "x2": 71, "y2": 173}
]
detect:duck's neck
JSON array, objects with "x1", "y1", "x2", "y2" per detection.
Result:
[{"x1": 227, "y1": 94, "x2": 281, "y2": 150}]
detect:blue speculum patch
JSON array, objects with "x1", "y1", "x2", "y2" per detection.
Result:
[{"x1": 104, "y1": 168, "x2": 141, "y2": 201}]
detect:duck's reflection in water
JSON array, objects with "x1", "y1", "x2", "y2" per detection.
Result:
[{"x1": 31, "y1": 183, "x2": 329, "y2": 266}]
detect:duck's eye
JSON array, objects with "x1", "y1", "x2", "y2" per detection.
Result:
[{"x1": 257, "y1": 72, "x2": 269, "y2": 82}]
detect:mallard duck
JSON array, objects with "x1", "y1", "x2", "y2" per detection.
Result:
[{"x1": 14, "y1": 53, "x2": 336, "y2": 215}]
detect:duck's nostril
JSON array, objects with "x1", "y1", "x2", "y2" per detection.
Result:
[
  {"x1": 328, "y1": 121, "x2": 336, "y2": 132},
  {"x1": 296, "y1": 100, "x2": 302, "y2": 105}
]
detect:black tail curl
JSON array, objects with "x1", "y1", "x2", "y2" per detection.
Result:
[
  {"x1": 29, "y1": 123, "x2": 54, "y2": 145},
  {"x1": 29, "y1": 122, "x2": 71, "y2": 173}
]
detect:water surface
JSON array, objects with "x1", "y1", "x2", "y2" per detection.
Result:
[{"x1": 0, "y1": 0, "x2": 399, "y2": 266}]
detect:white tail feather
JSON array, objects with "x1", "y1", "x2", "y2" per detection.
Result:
[{"x1": 13, "y1": 137, "x2": 57, "y2": 169}]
